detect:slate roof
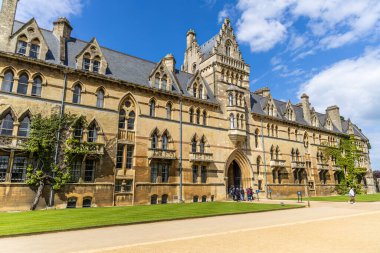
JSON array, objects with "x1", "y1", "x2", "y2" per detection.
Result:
[
  {"x1": 199, "y1": 35, "x2": 217, "y2": 61},
  {"x1": 250, "y1": 92, "x2": 368, "y2": 140},
  {"x1": 11, "y1": 21, "x2": 217, "y2": 103}
]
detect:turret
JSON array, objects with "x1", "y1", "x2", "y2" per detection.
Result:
[{"x1": 186, "y1": 29, "x2": 196, "y2": 49}]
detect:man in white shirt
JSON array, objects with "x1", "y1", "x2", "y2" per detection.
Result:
[{"x1": 349, "y1": 187, "x2": 355, "y2": 204}]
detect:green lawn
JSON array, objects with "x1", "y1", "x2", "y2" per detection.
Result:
[
  {"x1": 0, "y1": 202, "x2": 301, "y2": 237},
  {"x1": 290, "y1": 193, "x2": 380, "y2": 202}
]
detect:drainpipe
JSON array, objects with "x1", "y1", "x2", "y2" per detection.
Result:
[
  {"x1": 179, "y1": 96, "x2": 183, "y2": 203},
  {"x1": 49, "y1": 69, "x2": 68, "y2": 207},
  {"x1": 260, "y1": 116, "x2": 268, "y2": 198}
]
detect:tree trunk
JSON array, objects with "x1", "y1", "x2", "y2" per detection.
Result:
[{"x1": 30, "y1": 181, "x2": 45, "y2": 211}]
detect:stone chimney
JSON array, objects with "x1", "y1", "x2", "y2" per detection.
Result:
[
  {"x1": 53, "y1": 17, "x2": 72, "y2": 63},
  {"x1": 254, "y1": 87, "x2": 270, "y2": 97},
  {"x1": 301, "y1": 93, "x2": 311, "y2": 124},
  {"x1": 186, "y1": 29, "x2": 196, "y2": 49},
  {"x1": 0, "y1": 0, "x2": 19, "y2": 51},
  {"x1": 163, "y1": 53, "x2": 176, "y2": 72},
  {"x1": 53, "y1": 17, "x2": 72, "y2": 39},
  {"x1": 347, "y1": 119, "x2": 354, "y2": 135},
  {"x1": 326, "y1": 105, "x2": 342, "y2": 132}
]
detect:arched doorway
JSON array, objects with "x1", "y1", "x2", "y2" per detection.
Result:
[
  {"x1": 227, "y1": 161, "x2": 242, "y2": 189},
  {"x1": 225, "y1": 149, "x2": 254, "y2": 198}
]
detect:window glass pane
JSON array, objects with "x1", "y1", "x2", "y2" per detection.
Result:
[
  {"x1": 115, "y1": 180, "x2": 122, "y2": 192},
  {"x1": 17, "y1": 41, "x2": 27, "y2": 55},
  {"x1": 83, "y1": 58, "x2": 90, "y2": 71},
  {"x1": 2, "y1": 71, "x2": 14, "y2": 92},
  {"x1": 11, "y1": 157, "x2": 27, "y2": 182},
  {"x1": 17, "y1": 74, "x2": 28, "y2": 95},
  {"x1": 151, "y1": 134, "x2": 158, "y2": 149},
  {"x1": 166, "y1": 104, "x2": 171, "y2": 119},
  {"x1": 83, "y1": 198, "x2": 92, "y2": 208},
  {"x1": 191, "y1": 140, "x2": 197, "y2": 153},
  {"x1": 96, "y1": 90, "x2": 104, "y2": 108},
  {"x1": 32, "y1": 77, "x2": 42, "y2": 96},
  {"x1": 93, "y1": 61, "x2": 100, "y2": 73},
  {"x1": 0, "y1": 114, "x2": 14, "y2": 136},
  {"x1": 70, "y1": 160, "x2": 81, "y2": 183},
  {"x1": 162, "y1": 134, "x2": 167, "y2": 150},
  {"x1": 126, "y1": 145, "x2": 133, "y2": 169},
  {"x1": 161, "y1": 164, "x2": 169, "y2": 183},
  {"x1": 127, "y1": 111, "x2": 135, "y2": 130},
  {"x1": 192, "y1": 165, "x2": 198, "y2": 183},
  {"x1": 201, "y1": 166, "x2": 207, "y2": 183},
  {"x1": 74, "y1": 127, "x2": 83, "y2": 141},
  {"x1": 149, "y1": 101, "x2": 155, "y2": 117},
  {"x1": 125, "y1": 180, "x2": 133, "y2": 192},
  {"x1": 151, "y1": 164, "x2": 158, "y2": 183},
  {"x1": 84, "y1": 160, "x2": 95, "y2": 182},
  {"x1": 119, "y1": 110, "x2": 126, "y2": 129},
  {"x1": 29, "y1": 44, "x2": 40, "y2": 59},
  {"x1": 88, "y1": 125, "x2": 97, "y2": 142},
  {"x1": 116, "y1": 144, "x2": 124, "y2": 169},
  {"x1": 0, "y1": 156, "x2": 9, "y2": 182},
  {"x1": 73, "y1": 85, "x2": 81, "y2": 104},
  {"x1": 18, "y1": 117, "x2": 30, "y2": 137},
  {"x1": 67, "y1": 198, "x2": 77, "y2": 208}
]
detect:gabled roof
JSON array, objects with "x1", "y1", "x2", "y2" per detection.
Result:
[
  {"x1": 250, "y1": 92, "x2": 368, "y2": 140},
  {"x1": 11, "y1": 21, "x2": 217, "y2": 103}
]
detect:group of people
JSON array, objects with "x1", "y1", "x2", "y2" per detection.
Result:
[{"x1": 229, "y1": 186, "x2": 256, "y2": 201}]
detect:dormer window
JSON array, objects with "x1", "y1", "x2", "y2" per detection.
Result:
[
  {"x1": 198, "y1": 85, "x2": 203, "y2": 99},
  {"x1": 162, "y1": 75, "x2": 167, "y2": 90},
  {"x1": 83, "y1": 54, "x2": 91, "y2": 71},
  {"x1": 93, "y1": 59, "x2": 100, "y2": 73},
  {"x1": 193, "y1": 83, "x2": 197, "y2": 97},
  {"x1": 154, "y1": 73, "x2": 160, "y2": 88},
  {"x1": 16, "y1": 40, "x2": 28, "y2": 55},
  {"x1": 29, "y1": 39, "x2": 40, "y2": 59}
]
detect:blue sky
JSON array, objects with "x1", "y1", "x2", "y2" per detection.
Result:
[{"x1": 7, "y1": 0, "x2": 380, "y2": 170}]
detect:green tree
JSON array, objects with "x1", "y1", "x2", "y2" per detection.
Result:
[
  {"x1": 24, "y1": 113, "x2": 93, "y2": 210},
  {"x1": 322, "y1": 135, "x2": 367, "y2": 195}
]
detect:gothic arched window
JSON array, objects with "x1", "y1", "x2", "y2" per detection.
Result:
[
  {"x1": 18, "y1": 116, "x2": 30, "y2": 137},
  {"x1": 2, "y1": 71, "x2": 14, "y2": 92},
  {"x1": 17, "y1": 74, "x2": 28, "y2": 95}
]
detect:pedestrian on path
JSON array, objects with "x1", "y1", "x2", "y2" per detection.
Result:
[
  {"x1": 240, "y1": 188, "x2": 245, "y2": 201},
  {"x1": 349, "y1": 187, "x2": 355, "y2": 204}
]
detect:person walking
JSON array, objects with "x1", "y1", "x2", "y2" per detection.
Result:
[
  {"x1": 240, "y1": 188, "x2": 245, "y2": 201},
  {"x1": 349, "y1": 187, "x2": 355, "y2": 204}
]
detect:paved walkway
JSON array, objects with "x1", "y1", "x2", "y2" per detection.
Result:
[{"x1": 1, "y1": 200, "x2": 380, "y2": 253}]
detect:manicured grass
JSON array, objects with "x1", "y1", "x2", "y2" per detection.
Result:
[
  {"x1": 290, "y1": 193, "x2": 380, "y2": 202},
  {"x1": 0, "y1": 202, "x2": 302, "y2": 237}
]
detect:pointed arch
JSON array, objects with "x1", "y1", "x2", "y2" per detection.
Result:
[
  {"x1": 18, "y1": 108, "x2": 33, "y2": 123},
  {"x1": 225, "y1": 149, "x2": 254, "y2": 189},
  {"x1": 150, "y1": 127, "x2": 160, "y2": 149},
  {"x1": 0, "y1": 105, "x2": 17, "y2": 120}
]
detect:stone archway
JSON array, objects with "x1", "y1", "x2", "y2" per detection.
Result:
[{"x1": 225, "y1": 149, "x2": 253, "y2": 196}]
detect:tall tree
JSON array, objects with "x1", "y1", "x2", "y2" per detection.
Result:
[{"x1": 24, "y1": 113, "x2": 93, "y2": 210}]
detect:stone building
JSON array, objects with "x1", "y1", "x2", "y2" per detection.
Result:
[{"x1": 0, "y1": 0, "x2": 375, "y2": 210}]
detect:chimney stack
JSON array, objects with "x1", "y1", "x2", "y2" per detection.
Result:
[
  {"x1": 326, "y1": 105, "x2": 342, "y2": 132},
  {"x1": 163, "y1": 53, "x2": 176, "y2": 72},
  {"x1": 53, "y1": 17, "x2": 72, "y2": 39},
  {"x1": 301, "y1": 93, "x2": 311, "y2": 124},
  {"x1": 254, "y1": 87, "x2": 271, "y2": 97}
]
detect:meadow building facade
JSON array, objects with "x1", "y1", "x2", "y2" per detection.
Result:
[{"x1": 0, "y1": 0, "x2": 375, "y2": 210}]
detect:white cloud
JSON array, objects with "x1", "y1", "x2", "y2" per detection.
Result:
[
  {"x1": 298, "y1": 47, "x2": 380, "y2": 169},
  {"x1": 228, "y1": 0, "x2": 380, "y2": 53},
  {"x1": 0, "y1": 0, "x2": 86, "y2": 29}
]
